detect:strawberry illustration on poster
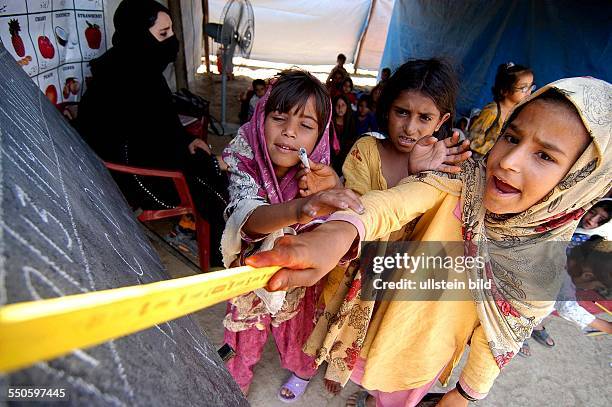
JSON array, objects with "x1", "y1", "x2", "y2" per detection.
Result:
[
  {"x1": 0, "y1": 14, "x2": 39, "y2": 76},
  {"x1": 28, "y1": 12, "x2": 60, "y2": 71},
  {"x1": 76, "y1": 10, "x2": 104, "y2": 60},
  {"x1": 53, "y1": 10, "x2": 81, "y2": 64},
  {"x1": 58, "y1": 63, "x2": 82, "y2": 102},
  {"x1": 38, "y1": 68, "x2": 61, "y2": 106}
]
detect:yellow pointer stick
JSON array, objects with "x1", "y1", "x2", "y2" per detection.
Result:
[
  {"x1": 0, "y1": 265, "x2": 280, "y2": 374},
  {"x1": 594, "y1": 301, "x2": 612, "y2": 316}
]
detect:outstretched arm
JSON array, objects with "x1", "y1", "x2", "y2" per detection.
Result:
[{"x1": 247, "y1": 180, "x2": 447, "y2": 290}]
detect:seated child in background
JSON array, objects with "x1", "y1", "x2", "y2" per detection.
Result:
[
  {"x1": 523, "y1": 238, "x2": 612, "y2": 356},
  {"x1": 469, "y1": 62, "x2": 534, "y2": 157},
  {"x1": 248, "y1": 79, "x2": 266, "y2": 121},
  {"x1": 354, "y1": 94, "x2": 378, "y2": 136},
  {"x1": 341, "y1": 77, "x2": 358, "y2": 109},
  {"x1": 238, "y1": 79, "x2": 267, "y2": 124},
  {"x1": 370, "y1": 67, "x2": 391, "y2": 112},
  {"x1": 330, "y1": 94, "x2": 358, "y2": 173},
  {"x1": 572, "y1": 199, "x2": 612, "y2": 245}
]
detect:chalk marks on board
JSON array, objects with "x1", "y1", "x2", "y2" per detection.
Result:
[{"x1": 1, "y1": 43, "x2": 247, "y2": 405}]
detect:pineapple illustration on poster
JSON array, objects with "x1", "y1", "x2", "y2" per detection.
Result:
[
  {"x1": 37, "y1": 68, "x2": 61, "y2": 105},
  {"x1": 58, "y1": 63, "x2": 82, "y2": 102},
  {"x1": 53, "y1": 9, "x2": 81, "y2": 64},
  {"x1": 0, "y1": 13, "x2": 39, "y2": 76}
]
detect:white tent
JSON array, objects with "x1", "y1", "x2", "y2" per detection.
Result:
[{"x1": 207, "y1": 0, "x2": 394, "y2": 70}]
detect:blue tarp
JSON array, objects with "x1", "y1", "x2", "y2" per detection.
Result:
[{"x1": 380, "y1": 0, "x2": 612, "y2": 116}]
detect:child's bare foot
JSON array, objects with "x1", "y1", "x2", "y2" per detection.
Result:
[
  {"x1": 324, "y1": 378, "x2": 342, "y2": 395},
  {"x1": 346, "y1": 390, "x2": 375, "y2": 407}
]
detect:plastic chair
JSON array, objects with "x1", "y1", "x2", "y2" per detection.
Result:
[{"x1": 104, "y1": 161, "x2": 210, "y2": 271}]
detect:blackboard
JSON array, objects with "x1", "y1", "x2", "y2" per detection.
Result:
[{"x1": 0, "y1": 43, "x2": 247, "y2": 407}]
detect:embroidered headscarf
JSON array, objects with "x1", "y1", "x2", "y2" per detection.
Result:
[
  {"x1": 223, "y1": 77, "x2": 331, "y2": 208},
  {"x1": 456, "y1": 76, "x2": 611, "y2": 367}
]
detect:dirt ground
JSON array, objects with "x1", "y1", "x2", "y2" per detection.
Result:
[{"x1": 153, "y1": 72, "x2": 612, "y2": 406}]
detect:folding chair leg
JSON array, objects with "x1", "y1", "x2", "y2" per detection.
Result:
[{"x1": 195, "y1": 215, "x2": 211, "y2": 271}]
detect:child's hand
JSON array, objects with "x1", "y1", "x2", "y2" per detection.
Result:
[
  {"x1": 188, "y1": 138, "x2": 212, "y2": 155},
  {"x1": 245, "y1": 221, "x2": 359, "y2": 291},
  {"x1": 409, "y1": 131, "x2": 471, "y2": 175},
  {"x1": 296, "y1": 159, "x2": 342, "y2": 196},
  {"x1": 589, "y1": 318, "x2": 612, "y2": 334},
  {"x1": 296, "y1": 188, "x2": 363, "y2": 224}
]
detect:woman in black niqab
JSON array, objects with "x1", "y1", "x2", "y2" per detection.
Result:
[{"x1": 77, "y1": 0, "x2": 228, "y2": 267}]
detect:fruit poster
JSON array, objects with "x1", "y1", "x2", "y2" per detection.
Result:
[{"x1": 0, "y1": 0, "x2": 107, "y2": 105}]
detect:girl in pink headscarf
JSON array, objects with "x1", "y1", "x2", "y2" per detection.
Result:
[{"x1": 220, "y1": 69, "x2": 363, "y2": 401}]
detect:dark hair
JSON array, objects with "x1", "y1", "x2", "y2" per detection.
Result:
[
  {"x1": 456, "y1": 116, "x2": 469, "y2": 128},
  {"x1": 342, "y1": 77, "x2": 353, "y2": 90},
  {"x1": 359, "y1": 94, "x2": 372, "y2": 109},
  {"x1": 492, "y1": 62, "x2": 533, "y2": 102},
  {"x1": 265, "y1": 69, "x2": 331, "y2": 139},
  {"x1": 337, "y1": 53, "x2": 347, "y2": 63},
  {"x1": 252, "y1": 79, "x2": 265, "y2": 88},
  {"x1": 382, "y1": 67, "x2": 391, "y2": 75},
  {"x1": 587, "y1": 200, "x2": 612, "y2": 225},
  {"x1": 333, "y1": 94, "x2": 351, "y2": 116},
  {"x1": 332, "y1": 94, "x2": 357, "y2": 159},
  {"x1": 592, "y1": 200, "x2": 612, "y2": 215},
  {"x1": 376, "y1": 58, "x2": 459, "y2": 139},
  {"x1": 568, "y1": 237, "x2": 612, "y2": 288}
]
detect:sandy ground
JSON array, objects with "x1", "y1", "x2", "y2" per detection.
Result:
[{"x1": 148, "y1": 72, "x2": 612, "y2": 406}]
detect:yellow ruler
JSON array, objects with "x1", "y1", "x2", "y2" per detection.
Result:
[{"x1": 0, "y1": 265, "x2": 280, "y2": 374}]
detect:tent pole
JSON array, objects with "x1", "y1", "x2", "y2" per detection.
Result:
[
  {"x1": 353, "y1": 0, "x2": 377, "y2": 74},
  {"x1": 202, "y1": 0, "x2": 211, "y2": 74},
  {"x1": 168, "y1": 0, "x2": 189, "y2": 90}
]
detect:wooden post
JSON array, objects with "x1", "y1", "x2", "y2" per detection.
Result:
[
  {"x1": 202, "y1": 0, "x2": 211, "y2": 74},
  {"x1": 353, "y1": 0, "x2": 377, "y2": 74},
  {"x1": 168, "y1": 0, "x2": 189, "y2": 90}
]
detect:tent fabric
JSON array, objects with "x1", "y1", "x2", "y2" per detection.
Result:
[
  {"x1": 355, "y1": 0, "x2": 395, "y2": 72},
  {"x1": 381, "y1": 0, "x2": 612, "y2": 115},
  {"x1": 208, "y1": 0, "x2": 383, "y2": 69}
]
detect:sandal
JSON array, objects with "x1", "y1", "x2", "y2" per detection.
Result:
[
  {"x1": 347, "y1": 390, "x2": 371, "y2": 407},
  {"x1": 532, "y1": 328, "x2": 555, "y2": 347},
  {"x1": 278, "y1": 374, "x2": 310, "y2": 403},
  {"x1": 518, "y1": 340, "x2": 531, "y2": 357}
]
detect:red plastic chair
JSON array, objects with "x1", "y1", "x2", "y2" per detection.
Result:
[{"x1": 104, "y1": 161, "x2": 210, "y2": 271}]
